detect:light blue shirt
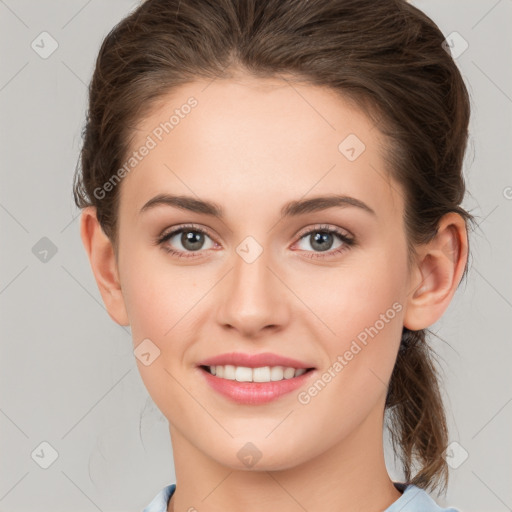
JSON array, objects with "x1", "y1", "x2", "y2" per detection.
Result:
[{"x1": 142, "y1": 482, "x2": 460, "y2": 511}]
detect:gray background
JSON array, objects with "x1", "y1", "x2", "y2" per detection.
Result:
[{"x1": 0, "y1": 1, "x2": 510, "y2": 511}]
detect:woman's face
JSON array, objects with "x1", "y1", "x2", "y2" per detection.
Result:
[{"x1": 115, "y1": 74, "x2": 413, "y2": 470}]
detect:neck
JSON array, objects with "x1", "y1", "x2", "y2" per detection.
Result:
[{"x1": 167, "y1": 400, "x2": 402, "y2": 512}]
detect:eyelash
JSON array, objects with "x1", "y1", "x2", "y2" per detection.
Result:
[{"x1": 154, "y1": 223, "x2": 356, "y2": 260}]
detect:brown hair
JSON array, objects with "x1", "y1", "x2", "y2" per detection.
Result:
[{"x1": 73, "y1": 0, "x2": 476, "y2": 495}]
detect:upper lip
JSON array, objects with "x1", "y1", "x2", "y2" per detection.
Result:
[{"x1": 197, "y1": 352, "x2": 314, "y2": 369}]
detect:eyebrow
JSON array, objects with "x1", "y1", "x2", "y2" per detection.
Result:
[{"x1": 139, "y1": 193, "x2": 376, "y2": 218}]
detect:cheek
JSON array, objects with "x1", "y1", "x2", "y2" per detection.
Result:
[
  {"x1": 300, "y1": 249, "x2": 406, "y2": 397},
  {"x1": 121, "y1": 245, "x2": 193, "y2": 339},
  {"x1": 120, "y1": 251, "x2": 196, "y2": 415},
  {"x1": 294, "y1": 249, "x2": 405, "y2": 342}
]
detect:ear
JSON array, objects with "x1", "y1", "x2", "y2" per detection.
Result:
[
  {"x1": 79, "y1": 206, "x2": 130, "y2": 326},
  {"x1": 403, "y1": 212, "x2": 468, "y2": 331}
]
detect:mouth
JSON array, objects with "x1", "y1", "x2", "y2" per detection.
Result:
[
  {"x1": 197, "y1": 364, "x2": 317, "y2": 405},
  {"x1": 199, "y1": 364, "x2": 315, "y2": 382}
]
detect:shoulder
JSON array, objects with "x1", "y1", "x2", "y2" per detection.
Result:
[
  {"x1": 142, "y1": 483, "x2": 176, "y2": 512},
  {"x1": 385, "y1": 483, "x2": 460, "y2": 512}
]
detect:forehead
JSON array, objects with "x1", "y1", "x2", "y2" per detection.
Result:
[{"x1": 120, "y1": 75, "x2": 403, "y2": 224}]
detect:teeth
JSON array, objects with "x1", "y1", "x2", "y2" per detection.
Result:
[
  {"x1": 235, "y1": 366, "x2": 252, "y2": 382},
  {"x1": 206, "y1": 365, "x2": 308, "y2": 382}
]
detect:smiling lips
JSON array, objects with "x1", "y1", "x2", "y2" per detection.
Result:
[{"x1": 197, "y1": 351, "x2": 316, "y2": 404}]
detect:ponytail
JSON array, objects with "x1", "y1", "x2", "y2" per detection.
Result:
[{"x1": 385, "y1": 327, "x2": 450, "y2": 495}]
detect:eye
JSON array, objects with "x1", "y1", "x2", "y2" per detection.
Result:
[
  {"x1": 292, "y1": 224, "x2": 355, "y2": 259},
  {"x1": 155, "y1": 224, "x2": 218, "y2": 259},
  {"x1": 154, "y1": 223, "x2": 355, "y2": 260}
]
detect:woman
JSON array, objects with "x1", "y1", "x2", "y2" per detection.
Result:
[{"x1": 74, "y1": 0, "x2": 474, "y2": 510}]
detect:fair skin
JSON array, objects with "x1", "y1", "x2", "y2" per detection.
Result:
[{"x1": 80, "y1": 73, "x2": 468, "y2": 512}]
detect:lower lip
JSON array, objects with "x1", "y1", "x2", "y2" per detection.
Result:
[{"x1": 198, "y1": 366, "x2": 315, "y2": 405}]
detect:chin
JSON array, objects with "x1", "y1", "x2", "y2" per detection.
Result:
[{"x1": 210, "y1": 440, "x2": 311, "y2": 472}]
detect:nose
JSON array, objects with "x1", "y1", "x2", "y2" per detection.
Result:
[{"x1": 216, "y1": 245, "x2": 290, "y2": 338}]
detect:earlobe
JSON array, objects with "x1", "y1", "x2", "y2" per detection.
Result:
[
  {"x1": 403, "y1": 212, "x2": 468, "y2": 331},
  {"x1": 79, "y1": 207, "x2": 130, "y2": 326}
]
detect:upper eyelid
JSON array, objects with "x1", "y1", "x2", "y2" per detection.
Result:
[
  {"x1": 295, "y1": 223, "x2": 352, "y2": 239},
  {"x1": 160, "y1": 223, "x2": 216, "y2": 241}
]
